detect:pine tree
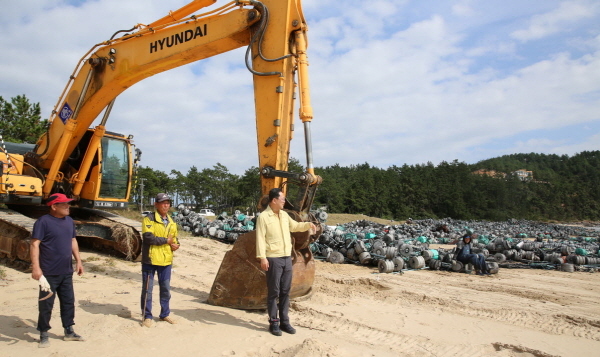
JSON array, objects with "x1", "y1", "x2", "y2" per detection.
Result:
[{"x1": 0, "y1": 95, "x2": 48, "y2": 143}]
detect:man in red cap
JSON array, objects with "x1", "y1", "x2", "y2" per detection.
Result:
[{"x1": 30, "y1": 193, "x2": 85, "y2": 348}]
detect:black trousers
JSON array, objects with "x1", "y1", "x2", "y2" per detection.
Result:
[
  {"x1": 37, "y1": 274, "x2": 75, "y2": 332},
  {"x1": 265, "y1": 256, "x2": 292, "y2": 324}
]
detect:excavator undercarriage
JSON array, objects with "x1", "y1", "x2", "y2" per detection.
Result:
[{"x1": 0, "y1": 206, "x2": 142, "y2": 270}]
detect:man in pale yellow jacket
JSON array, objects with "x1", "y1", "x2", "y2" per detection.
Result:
[
  {"x1": 256, "y1": 188, "x2": 316, "y2": 336},
  {"x1": 140, "y1": 193, "x2": 179, "y2": 327}
]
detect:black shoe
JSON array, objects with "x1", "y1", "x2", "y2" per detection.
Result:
[
  {"x1": 280, "y1": 323, "x2": 296, "y2": 334},
  {"x1": 269, "y1": 323, "x2": 282, "y2": 336},
  {"x1": 39, "y1": 332, "x2": 50, "y2": 348},
  {"x1": 64, "y1": 326, "x2": 85, "y2": 341}
]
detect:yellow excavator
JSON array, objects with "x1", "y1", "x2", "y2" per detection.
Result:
[{"x1": 0, "y1": 0, "x2": 321, "y2": 309}]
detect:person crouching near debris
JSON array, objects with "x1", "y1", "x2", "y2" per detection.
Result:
[
  {"x1": 455, "y1": 232, "x2": 490, "y2": 276},
  {"x1": 140, "y1": 193, "x2": 180, "y2": 327},
  {"x1": 256, "y1": 188, "x2": 317, "y2": 336},
  {"x1": 30, "y1": 193, "x2": 85, "y2": 348}
]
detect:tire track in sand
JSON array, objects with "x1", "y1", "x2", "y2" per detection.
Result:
[
  {"x1": 315, "y1": 276, "x2": 600, "y2": 342},
  {"x1": 389, "y1": 289, "x2": 600, "y2": 341},
  {"x1": 292, "y1": 302, "x2": 486, "y2": 357}
]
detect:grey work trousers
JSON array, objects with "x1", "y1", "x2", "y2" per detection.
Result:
[{"x1": 265, "y1": 256, "x2": 292, "y2": 324}]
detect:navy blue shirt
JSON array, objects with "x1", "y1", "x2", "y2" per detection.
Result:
[
  {"x1": 461, "y1": 243, "x2": 471, "y2": 256},
  {"x1": 456, "y1": 240, "x2": 472, "y2": 261},
  {"x1": 32, "y1": 214, "x2": 76, "y2": 275}
]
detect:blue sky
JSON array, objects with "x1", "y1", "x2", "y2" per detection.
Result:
[{"x1": 1, "y1": 0, "x2": 598, "y2": 175}]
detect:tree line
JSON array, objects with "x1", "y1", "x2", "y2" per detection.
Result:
[
  {"x1": 135, "y1": 158, "x2": 304, "y2": 215},
  {"x1": 2, "y1": 95, "x2": 598, "y2": 221},
  {"x1": 137, "y1": 151, "x2": 600, "y2": 221}
]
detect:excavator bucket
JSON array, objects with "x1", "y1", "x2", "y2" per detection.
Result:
[{"x1": 208, "y1": 213, "x2": 318, "y2": 309}]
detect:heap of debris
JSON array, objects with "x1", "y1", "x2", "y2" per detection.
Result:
[
  {"x1": 173, "y1": 207, "x2": 600, "y2": 273},
  {"x1": 173, "y1": 206, "x2": 254, "y2": 243},
  {"x1": 312, "y1": 218, "x2": 600, "y2": 274}
]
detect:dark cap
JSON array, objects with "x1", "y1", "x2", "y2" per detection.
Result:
[
  {"x1": 46, "y1": 193, "x2": 74, "y2": 206},
  {"x1": 155, "y1": 193, "x2": 171, "y2": 202}
]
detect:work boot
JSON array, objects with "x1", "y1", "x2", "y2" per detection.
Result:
[
  {"x1": 160, "y1": 316, "x2": 176, "y2": 324},
  {"x1": 142, "y1": 318, "x2": 153, "y2": 328},
  {"x1": 280, "y1": 322, "x2": 296, "y2": 334},
  {"x1": 64, "y1": 326, "x2": 85, "y2": 341},
  {"x1": 39, "y1": 331, "x2": 50, "y2": 348},
  {"x1": 268, "y1": 320, "x2": 282, "y2": 336}
]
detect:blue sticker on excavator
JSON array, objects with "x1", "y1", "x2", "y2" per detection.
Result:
[{"x1": 59, "y1": 102, "x2": 73, "y2": 124}]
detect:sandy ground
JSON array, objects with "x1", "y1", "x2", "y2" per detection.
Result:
[{"x1": 1, "y1": 236, "x2": 599, "y2": 357}]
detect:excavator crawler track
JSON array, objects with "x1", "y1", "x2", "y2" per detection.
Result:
[
  {"x1": 0, "y1": 208, "x2": 36, "y2": 270},
  {"x1": 0, "y1": 207, "x2": 142, "y2": 271}
]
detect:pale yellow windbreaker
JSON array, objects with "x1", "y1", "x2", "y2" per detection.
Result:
[{"x1": 256, "y1": 205, "x2": 310, "y2": 259}]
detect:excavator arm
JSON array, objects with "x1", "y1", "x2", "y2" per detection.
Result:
[
  {"x1": 207, "y1": 0, "x2": 323, "y2": 309},
  {"x1": 205, "y1": 3, "x2": 323, "y2": 309}
]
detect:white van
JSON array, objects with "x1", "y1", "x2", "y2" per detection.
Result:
[{"x1": 198, "y1": 208, "x2": 216, "y2": 217}]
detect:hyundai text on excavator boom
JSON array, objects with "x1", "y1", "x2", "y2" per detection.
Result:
[{"x1": 0, "y1": 0, "x2": 322, "y2": 309}]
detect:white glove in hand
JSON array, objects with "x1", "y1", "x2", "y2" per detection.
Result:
[{"x1": 39, "y1": 275, "x2": 51, "y2": 292}]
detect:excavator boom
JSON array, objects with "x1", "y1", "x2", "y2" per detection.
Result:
[{"x1": 1, "y1": 0, "x2": 322, "y2": 309}]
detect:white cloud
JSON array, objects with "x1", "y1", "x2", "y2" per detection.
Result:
[
  {"x1": 509, "y1": 131, "x2": 600, "y2": 157},
  {"x1": 452, "y1": 1, "x2": 475, "y2": 17},
  {"x1": 511, "y1": 0, "x2": 598, "y2": 42}
]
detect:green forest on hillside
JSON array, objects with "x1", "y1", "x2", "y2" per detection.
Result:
[{"x1": 137, "y1": 151, "x2": 600, "y2": 222}]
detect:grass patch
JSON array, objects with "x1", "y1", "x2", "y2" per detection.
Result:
[
  {"x1": 103, "y1": 258, "x2": 116, "y2": 267},
  {"x1": 83, "y1": 256, "x2": 100, "y2": 262},
  {"x1": 325, "y1": 214, "x2": 401, "y2": 226},
  {"x1": 89, "y1": 265, "x2": 106, "y2": 273},
  {"x1": 105, "y1": 208, "x2": 145, "y2": 222},
  {"x1": 0, "y1": 267, "x2": 7, "y2": 280},
  {"x1": 179, "y1": 230, "x2": 193, "y2": 238}
]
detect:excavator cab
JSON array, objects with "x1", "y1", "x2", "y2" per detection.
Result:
[
  {"x1": 98, "y1": 136, "x2": 131, "y2": 200},
  {"x1": 87, "y1": 132, "x2": 134, "y2": 208},
  {"x1": 1, "y1": 128, "x2": 141, "y2": 265},
  {"x1": 63, "y1": 129, "x2": 135, "y2": 210}
]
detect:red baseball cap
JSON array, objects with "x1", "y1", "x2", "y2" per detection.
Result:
[{"x1": 46, "y1": 193, "x2": 74, "y2": 206}]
